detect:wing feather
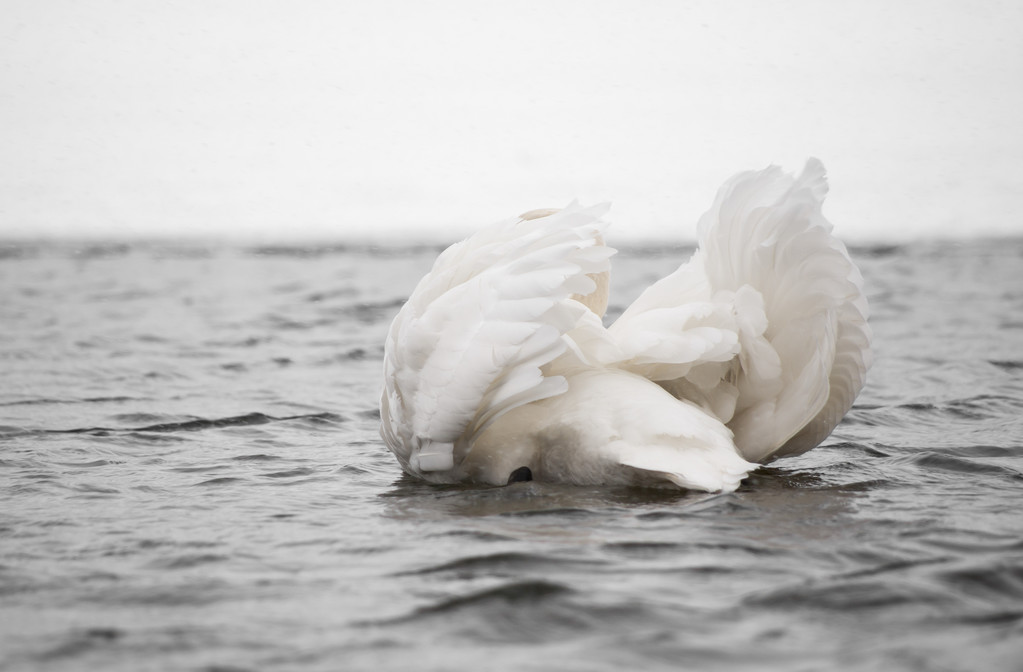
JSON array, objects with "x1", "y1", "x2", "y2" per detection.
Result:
[
  {"x1": 380, "y1": 202, "x2": 614, "y2": 477},
  {"x1": 610, "y1": 159, "x2": 871, "y2": 463}
]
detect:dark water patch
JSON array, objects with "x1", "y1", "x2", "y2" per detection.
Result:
[
  {"x1": 280, "y1": 412, "x2": 346, "y2": 428},
  {"x1": 338, "y1": 464, "x2": 375, "y2": 476},
  {"x1": 135, "y1": 334, "x2": 169, "y2": 345},
  {"x1": 48, "y1": 412, "x2": 342, "y2": 436},
  {"x1": 746, "y1": 578, "x2": 956, "y2": 612},
  {"x1": 820, "y1": 440, "x2": 892, "y2": 458},
  {"x1": 688, "y1": 540, "x2": 787, "y2": 557},
  {"x1": 427, "y1": 529, "x2": 516, "y2": 542},
  {"x1": 938, "y1": 444, "x2": 1019, "y2": 459},
  {"x1": 53, "y1": 459, "x2": 123, "y2": 468},
  {"x1": 904, "y1": 451, "x2": 1023, "y2": 480},
  {"x1": 0, "y1": 395, "x2": 142, "y2": 407},
  {"x1": 124, "y1": 431, "x2": 189, "y2": 444},
  {"x1": 89, "y1": 580, "x2": 238, "y2": 607},
  {"x1": 853, "y1": 243, "x2": 904, "y2": 258},
  {"x1": 944, "y1": 610, "x2": 1023, "y2": 626},
  {"x1": 0, "y1": 242, "x2": 40, "y2": 259},
  {"x1": 71, "y1": 482, "x2": 120, "y2": 495},
  {"x1": 305, "y1": 287, "x2": 358, "y2": 303},
  {"x1": 231, "y1": 453, "x2": 282, "y2": 462},
  {"x1": 108, "y1": 412, "x2": 192, "y2": 425},
  {"x1": 147, "y1": 553, "x2": 230, "y2": 570},
  {"x1": 934, "y1": 562, "x2": 1023, "y2": 602},
  {"x1": 989, "y1": 359, "x2": 1023, "y2": 372},
  {"x1": 739, "y1": 467, "x2": 828, "y2": 490},
  {"x1": 36, "y1": 627, "x2": 126, "y2": 661},
  {"x1": 918, "y1": 534, "x2": 1023, "y2": 555},
  {"x1": 389, "y1": 579, "x2": 572, "y2": 619},
  {"x1": 601, "y1": 541, "x2": 685, "y2": 558},
  {"x1": 0, "y1": 425, "x2": 31, "y2": 438},
  {"x1": 261, "y1": 474, "x2": 343, "y2": 488},
  {"x1": 195, "y1": 477, "x2": 246, "y2": 487},
  {"x1": 398, "y1": 552, "x2": 603, "y2": 578},
  {"x1": 636, "y1": 495, "x2": 749, "y2": 520},
  {"x1": 342, "y1": 299, "x2": 407, "y2": 324},
  {"x1": 835, "y1": 556, "x2": 953, "y2": 580},
  {"x1": 374, "y1": 580, "x2": 664, "y2": 646},
  {"x1": 261, "y1": 467, "x2": 318, "y2": 479},
  {"x1": 171, "y1": 464, "x2": 231, "y2": 474},
  {"x1": 497, "y1": 506, "x2": 604, "y2": 519}
]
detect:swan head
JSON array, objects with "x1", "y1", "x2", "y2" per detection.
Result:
[{"x1": 519, "y1": 207, "x2": 610, "y2": 319}]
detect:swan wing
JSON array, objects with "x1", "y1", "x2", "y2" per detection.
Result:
[
  {"x1": 611, "y1": 159, "x2": 871, "y2": 463},
  {"x1": 381, "y1": 202, "x2": 615, "y2": 478}
]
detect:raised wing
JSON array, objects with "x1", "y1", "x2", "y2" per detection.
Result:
[
  {"x1": 380, "y1": 202, "x2": 615, "y2": 478},
  {"x1": 610, "y1": 159, "x2": 871, "y2": 463}
]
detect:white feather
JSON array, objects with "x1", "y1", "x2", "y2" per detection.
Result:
[{"x1": 380, "y1": 160, "x2": 871, "y2": 491}]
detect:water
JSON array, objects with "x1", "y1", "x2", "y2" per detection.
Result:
[{"x1": 2, "y1": 238, "x2": 1022, "y2": 671}]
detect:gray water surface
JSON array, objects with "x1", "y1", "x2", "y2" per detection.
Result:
[{"x1": 2, "y1": 239, "x2": 1022, "y2": 671}]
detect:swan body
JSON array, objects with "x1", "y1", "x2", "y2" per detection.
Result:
[{"x1": 380, "y1": 160, "x2": 871, "y2": 492}]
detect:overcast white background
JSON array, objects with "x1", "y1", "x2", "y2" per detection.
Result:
[{"x1": 2, "y1": 0, "x2": 1021, "y2": 243}]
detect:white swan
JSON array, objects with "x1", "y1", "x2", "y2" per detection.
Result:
[{"x1": 380, "y1": 159, "x2": 871, "y2": 493}]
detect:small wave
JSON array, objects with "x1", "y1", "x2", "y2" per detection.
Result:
[
  {"x1": 70, "y1": 482, "x2": 120, "y2": 495},
  {"x1": 398, "y1": 552, "x2": 603, "y2": 578},
  {"x1": 600, "y1": 541, "x2": 684, "y2": 558},
  {"x1": 0, "y1": 396, "x2": 142, "y2": 408},
  {"x1": 261, "y1": 467, "x2": 318, "y2": 479},
  {"x1": 413, "y1": 580, "x2": 571, "y2": 615},
  {"x1": 902, "y1": 451, "x2": 1023, "y2": 481},
  {"x1": 426, "y1": 529, "x2": 515, "y2": 542},
  {"x1": 108, "y1": 412, "x2": 188, "y2": 424},
  {"x1": 989, "y1": 359, "x2": 1023, "y2": 372},
  {"x1": 35, "y1": 627, "x2": 125, "y2": 661},
  {"x1": 231, "y1": 453, "x2": 283, "y2": 462},
  {"x1": 745, "y1": 577, "x2": 955, "y2": 612},
  {"x1": 53, "y1": 459, "x2": 123, "y2": 468},
  {"x1": 935, "y1": 561, "x2": 1023, "y2": 602},
  {"x1": 333, "y1": 299, "x2": 407, "y2": 326},
  {"x1": 498, "y1": 507, "x2": 604, "y2": 519},
  {"x1": 196, "y1": 477, "x2": 247, "y2": 487},
  {"x1": 853, "y1": 243, "x2": 904, "y2": 258},
  {"x1": 147, "y1": 553, "x2": 230, "y2": 570},
  {"x1": 47, "y1": 412, "x2": 344, "y2": 436}
]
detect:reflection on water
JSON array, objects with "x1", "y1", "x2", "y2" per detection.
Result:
[{"x1": 1, "y1": 239, "x2": 1022, "y2": 671}]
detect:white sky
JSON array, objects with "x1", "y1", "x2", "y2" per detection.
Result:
[{"x1": 2, "y1": 0, "x2": 1021, "y2": 243}]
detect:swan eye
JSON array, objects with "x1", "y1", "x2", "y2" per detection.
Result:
[{"x1": 506, "y1": 466, "x2": 533, "y2": 484}]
